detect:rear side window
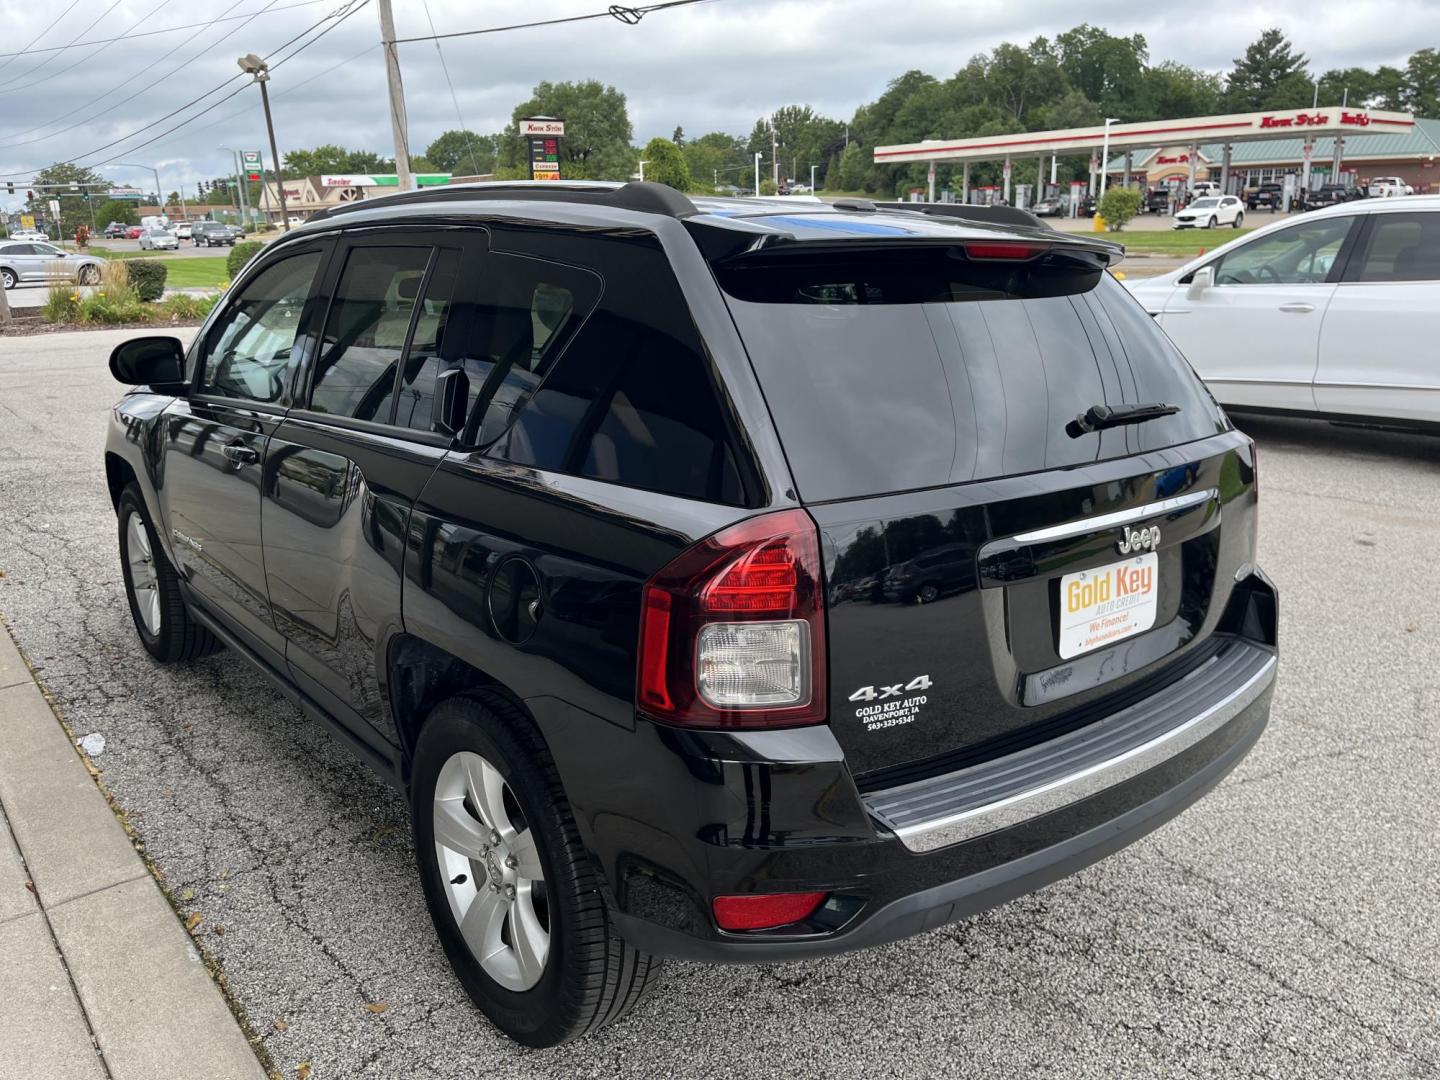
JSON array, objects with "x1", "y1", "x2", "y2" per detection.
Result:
[
  {"x1": 483, "y1": 239, "x2": 748, "y2": 506},
  {"x1": 1352, "y1": 212, "x2": 1440, "y2": 282},
  {"x1": 393, "y1": 249, "x2": 462, "y2": 431},
  {"x1": 309, "y1": 246, "x2": 431, "y2": 421},
  {"x1": 721, "y1": 257, "x2": 1225, "y2": 502}
]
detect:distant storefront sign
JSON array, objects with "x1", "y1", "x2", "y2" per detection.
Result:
[
  {"x1": 521, "y1": 117, "x2": 564, "y2": 181},
  {"x1": 317, "y1": 174, "x2": 452, "y2": 188},
  {"x1": 108, "y1": 186, "x2": 145, "y2": 201}
]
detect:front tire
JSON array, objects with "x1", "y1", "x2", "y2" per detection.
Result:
[
  {"x1": 412, "y1": 692, "x2": 657, "y2": 1047},
  {"x1": 80, "y1": 265, "x2": 100, "y2": 284},
  {"x1": 117, "y1": 484, "x2": 221, "y2": 663}
]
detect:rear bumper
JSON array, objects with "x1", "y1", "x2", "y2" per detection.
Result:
[{"x1": 613, "y1": 668, "x2": 1271, "y2": 961}]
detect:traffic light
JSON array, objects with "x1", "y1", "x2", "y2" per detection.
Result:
[
  {"x1": 5, "y1": 182, "x2": 12, "y2": 195},
  {"x1": 81, "y1": 192, "x2": 89, "y2": 202},
  {"x1": 26, "y1": 190, "x2": 33, "y2": 201}
]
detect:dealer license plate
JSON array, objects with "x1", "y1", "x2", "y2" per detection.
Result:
[{"x1": 1058, "y1": 553, "x2": 1159, "y2": 660}]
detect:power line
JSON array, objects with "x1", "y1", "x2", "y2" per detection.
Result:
[
  {"x1": 0, "y1": 0, "x2": 328, "y2": 61},
  {"x1": 86, "y1": 0, "x2": 372, "y2": 170},
  {"x1": 0, "y1": 0, "x2": 365, "y2": 178},
  {"x1": 0, "y1": 0, "x2": 130, "y2": 93},
  {"x1": 1, "y1": 0, "x2": 287, "y2": 148},
  {"x1": 0, "y1": 0, "x2": 178, "y2": 99},
  {"x1": 0, "y1": 0, "x2": 84, "y2": 78},
  {"x1": 391, "y1": 0, "x2": 724, "y2": 45},
  {"x1": 420, "y1": 0, "x2": 484, "y2": 176}
]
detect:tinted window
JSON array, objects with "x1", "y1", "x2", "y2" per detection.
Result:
[
  {"x1": 1353, "y1": 212, "x2": 1440, "y2": 282},
  {"x1": 1214, "y1": 217, "x2": 1353, "y2": 285},
  {"x1": 722, "y1": 266, "x2": 1224, "y2": 502},
  {"x1": 309, "y1": 246, "x2": 430, "y2": 422},
  {"x1": 484, "y1": 239, "x2": 747, "y2": 506},
  {"x1": 201, "y1": 250, "x2": 322, "y2": 402},
  {"x1": 394, "y1": 248, "x2": 462, "y2": 432}
]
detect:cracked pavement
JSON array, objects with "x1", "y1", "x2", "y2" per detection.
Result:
[{"x1": 0, "y1": 327, "x2": 1436, "y2": 1078}]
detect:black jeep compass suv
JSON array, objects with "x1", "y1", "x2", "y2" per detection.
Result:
[{"x1": 103, "y1": 181, "x2": 1277, "y2": 1047}]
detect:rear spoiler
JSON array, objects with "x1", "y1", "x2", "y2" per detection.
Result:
[{"x1": 874, "y1": 201, "x2": 1050, "y2": 231}]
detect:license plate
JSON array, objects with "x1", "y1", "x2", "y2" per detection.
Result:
[{"x1": 1058, "y1": 553, "x2": 1159, "y2": 659}]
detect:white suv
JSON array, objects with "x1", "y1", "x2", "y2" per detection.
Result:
[{"x1": 1126, "y1": 195, "x2": 1440, "y2": 427}]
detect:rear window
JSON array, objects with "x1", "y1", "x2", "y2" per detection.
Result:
[{"x1": 719, "y1": 252, "x2": 1225, "y2": 502}]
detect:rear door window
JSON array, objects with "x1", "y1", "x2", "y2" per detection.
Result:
[
  {"x1": 719, "y1": 252, "x2": 1225, "y2": 503},
  {"x1": 1351, "y1": 212, "x2": 1440, "y2": 282}
]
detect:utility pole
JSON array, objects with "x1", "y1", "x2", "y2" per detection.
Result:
[
  {"x1": 376, "y1": 0, "x2": 414, "y2": 191},
  {"x1": 754, "y1": 152, "x2": 761, "y2": 196},
  {"x1": 771, "y1": 120, "x2": 779, "y2": 190}
]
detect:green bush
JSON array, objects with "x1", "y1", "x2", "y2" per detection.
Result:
[
  {"x1": 78, "y1": 289, "x2": 148, "y2": 325},
  {"x1": 43, "y1": 282, "x2": 81, "y2": 323},
  {"x1": 126, "y1": 259, "x2": 167, "y2": 301},
  {"x1": 1097, "y1": 187, "x2": 1144, "y2": 231},
  {"x1": 227, "y1": 241, "x2": 264, "y2": 279},
  {"x1": 156, "y1": 292, "x2": 221, "y2": 321}
]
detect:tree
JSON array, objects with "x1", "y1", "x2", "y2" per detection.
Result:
[
  {"x1": 93, "y1": 199, "x2": 137, "y2": 228},
  {"x1": 24, "y1": 162, "x2": 105, "y2": 239},
  {"x1": 1141, "y1": 62, "x2": 1223, "y2": 118},
  {"x1": 640, "y1": 137, "x2": 692, "y2": 190},
  {"x1": 424, "y1": 129, "x2": 498, "y2": 174},
  {"x1": 671, "y1": 126, "x2": 685, "y2": 146},
  {"x1": 1056, "y1": 24, "x2": 1148, "y2": 119},
  {"x1": 281, "y1": 145, "x2": 394, "y2": 178},
  {"x1": 1097, "y1": 186, "x2": 1142, "y2": 230},
  {"x1": 681, "y1": 131, "x2": 747, "y2": 189},
  {"x1": 1404, "y1": 48, "x2": 1440, "y2": 116},
  {"x1": 1224, "y1": 29, "x2": 1312, "y2": 111},
  {"x1": 836, "y1": 141, "x2": 867, "y2": 191},
  {"x1": 498, "y1": 80, "x2": 635, "y2": 180}
]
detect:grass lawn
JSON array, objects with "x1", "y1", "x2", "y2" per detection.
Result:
[
  {"x1": 1113, "y1": 227, "x2": 1255, "y2": 255},
  {"x1": 88, "y1": 250, "x2": 229, "y2": 288}
]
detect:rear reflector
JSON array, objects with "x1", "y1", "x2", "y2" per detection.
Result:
[
  {"x1": 963, "y1": 241, "x2": 1048, "y2": 260},
  {"x1": 713, "y1": 892, "x2": 828, "y2": 931},
  {"x1": 638, "y1": 509, "x2": 826, "y2": 729}
]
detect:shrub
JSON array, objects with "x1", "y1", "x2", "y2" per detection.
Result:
[
  {"x1": 1097, "y1": 187, "x2": 1143, "y2": 231},
  {"x1": 639, "y1": 137, "x2": 692, "y2": 192},
  {"x1": 43, "y1": 282, "x2": 81, "y2": 323},
  {"x1": 227, "y1": 241, "x2": 264, "y2": 279},
  {"x1": 126, "y1": 259, "x2": 167, "y2": 301},
  {"x1": 77, "y1": 289, "x2": 148, "y2": 325},
  {"x1": 156, "y1": 292, "x2": 221, "y2": 321},
  {"x1": 99, "y1": 259, "x2": 131, "y2": 297}
]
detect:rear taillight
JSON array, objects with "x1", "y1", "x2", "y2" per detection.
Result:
[
  {"x1": 963, "y1": 241, "x2": 1048, "y2": 260},
  {"x1": 712, "y1": 891, "x2": 828, "y2": 931},
  {"x1": 637, "y1": 508, "x2": 826, "y2": 729}
]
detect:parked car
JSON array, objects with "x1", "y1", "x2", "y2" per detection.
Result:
[
  {"x1": 1368, "y1": 176, "x2": 1414, "y2": 198},
  {"x1": 125, "y1": 226, "x2": 144, "y2": 239},
  {"x1": 221, "y1": 223, "x2": 246, "y2": 240},
  {"x1": 1173, "y1": 195, "x2": 1245, "y2": 229},
  {"x1": 1126, "y1": 194, "x2": 1440, "y2": 428},
  {"x1": 173, "y1": 222, "x2": 193, "y2": 240},
  {"x1": 1145, "y1": 189, "x2": 1172, "y2": 214},
  {"x1": 103, "y1": 181, "x2": 1276, "y2": 1047},
  {"x1": 104, "y1": 222, "x2": 131, "y2": 239},
  {"x1": 10, "y1": 228, "x2": 49, "y2": 241},
  {"x1": 1030, "y1": 197, "x2": 1063, "y2": 217},
  {"x1": 138, "y1": 228, "x2": 179, "y2": 251},
  {"x1": 1306, "y1": 184, "x2": 1352, "y2": 209},
  {"x1": 1077, "y1": 193, "x2": 1096, "y2": 216},
  {"x1": 1245, "y1": 184, "x2": 1285, "y2": 210},
  {"x1": 191, "y1": 221, "x2": 236, "y2": 247},
  {"x1": 1189, "y1": 181, "x2": 1222, "y2": 199},
  {"x1": 0, "y1": 239, "x2": 104, "y2": 289}
]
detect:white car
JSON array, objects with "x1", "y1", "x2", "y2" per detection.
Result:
[
  {"x1": 1174, "y1": 196, "x2": 1245, "y2": 230},
  {"x1": 138, "y1": 228, "x2": 179, "y2": 251},
  {"x1": 173, "y1": 222, "x2": 193, "y2": 240},
  {"x1": 1368, "y1": 176, "x2": 1414, "y2": 198},
  {"x1": 9, "y1": 229, "x2": 48, "y2": 241},
  {"x1": 1126, "y1": 194, "x2": 1440, "y2": 427}
]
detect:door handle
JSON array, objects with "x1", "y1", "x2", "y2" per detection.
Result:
[
  {"x1": 221, "y1": 443, "x2": 259, "y2": 466},
  {"x1": 1278, "y1": 302, "x2": 1315, "y2": 314}
]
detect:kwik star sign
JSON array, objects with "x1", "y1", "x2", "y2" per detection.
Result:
[{"x1": 520, "y1": 117, "x2": 565, "y2": 181}]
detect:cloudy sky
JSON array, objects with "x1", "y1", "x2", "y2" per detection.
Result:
[{"x1": 1, "y1": 0, "x2": 1436, "y2": 208}]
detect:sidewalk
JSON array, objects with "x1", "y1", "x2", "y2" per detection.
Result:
[{"x1": 0, "y1": 623, "x2": 266, "y2": 1080}]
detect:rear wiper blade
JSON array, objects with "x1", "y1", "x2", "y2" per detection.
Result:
[{"x1": 1067, "y1": 402, "x2": 1180, "y2": 438}]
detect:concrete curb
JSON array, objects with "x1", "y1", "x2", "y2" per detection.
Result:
[{"x1": 0, "y1": 621, "x2": 268, "y2": 1080}]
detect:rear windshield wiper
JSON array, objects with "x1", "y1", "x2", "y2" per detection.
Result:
[{"x1": 1067, "y1": 402, "x2": 1180, "y2": 438}]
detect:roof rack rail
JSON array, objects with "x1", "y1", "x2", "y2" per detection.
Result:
[
  {"x1": 875, "y1": 201, "x2": 1051, "y2": 231},
  {"x1": 308, "y1": 179, "x2": 699, "y2": 223}
]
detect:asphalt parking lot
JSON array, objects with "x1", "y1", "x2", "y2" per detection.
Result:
[{"x1": 0, "y1": 328, "x2": 1436, "y2": 1079}]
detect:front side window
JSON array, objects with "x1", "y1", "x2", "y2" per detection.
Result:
[
  {"x1": 1213, "y1": 217, "x2": 1354, "y2": 285},
  {"x1": 200, "y1": 250, "x2": 322, "y2": 403},
  {"x1": 309, "y1": 246, "x2": 432, "y2": 422},
  {"x1": 1353, "y1": 212, "x2": 1440, "y2": 282}
]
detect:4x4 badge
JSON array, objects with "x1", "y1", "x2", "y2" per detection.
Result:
[{"x1": 1118, "y1": 524, "x2": 1160, "y2": 554}]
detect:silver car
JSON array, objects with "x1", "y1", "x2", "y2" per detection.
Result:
[
  {"x1": 0, "y1": 240, "x2": 104, "y2": 290},
  {"x1": 138, "y1": 228, "x2": 179, "y2": 251}
]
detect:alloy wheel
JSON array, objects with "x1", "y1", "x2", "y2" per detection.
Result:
[
  {"x1": 124, "y1": 511, "x2": 162, "y2": 636},
  {"x1": 1, "y1": 269, "x2": 13, "y2": 289},
  {"x1": 433, "y1": 750, "x2": 550, "y2": 991}
]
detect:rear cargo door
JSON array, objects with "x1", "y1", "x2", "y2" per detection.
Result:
[{"x1": 718, "y1": 249, "x2": 1255, "y2": 779}]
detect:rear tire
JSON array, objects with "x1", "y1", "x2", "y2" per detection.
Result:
[
  {"x1": 1207, "y1": 216, "x2": 1217, "y2": 229},
  {"x1": 117, "y1": 484, "x2": 221, "y2": 663},
  {"x1": 1233, "y1": 213, "x2": 1244, "y2": 229},
  {"x1": 411, "y1": 692, "x2": 658, "y2": 1047},
  {"x1": 1, "y1": 268, "x2": 13, "y2": 290}
]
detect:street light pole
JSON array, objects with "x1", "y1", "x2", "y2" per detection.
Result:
[
  {"x1": 810, "y1": 163, "x2": 817, "y2": 193},
  {"x1": 1098, "y1": 117, "x2": 1119, "y2": 198},
  {"x1": 638, "y1": 160, "x2": 650, "y2": 182},
  {"x1": 238, "y1": 54, "x2": 290, "y2": 231},
  {"x1": 754, "y1": 152, "x2": 761, "y2": 196}
]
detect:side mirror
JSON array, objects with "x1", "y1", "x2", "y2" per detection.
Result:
[
  {"x1": 109, "y1": 336, "x2": 188, "y2": 392},
  {"x1": 1186, "y1": 265, "x2": 1215, "y2": 300}
]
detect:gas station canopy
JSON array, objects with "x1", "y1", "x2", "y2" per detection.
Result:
[{"x1": 874, "y1": 106, "x2": 1417, "y2": 166}]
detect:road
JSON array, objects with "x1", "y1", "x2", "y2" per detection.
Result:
[{"x1": 0, "y1": 328, "x2": 1436, "y2": 1079}]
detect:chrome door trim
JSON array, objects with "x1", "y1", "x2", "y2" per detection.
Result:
[{"x1": 1009, "y1": 488, "x2": 1218, "y2": 545}]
